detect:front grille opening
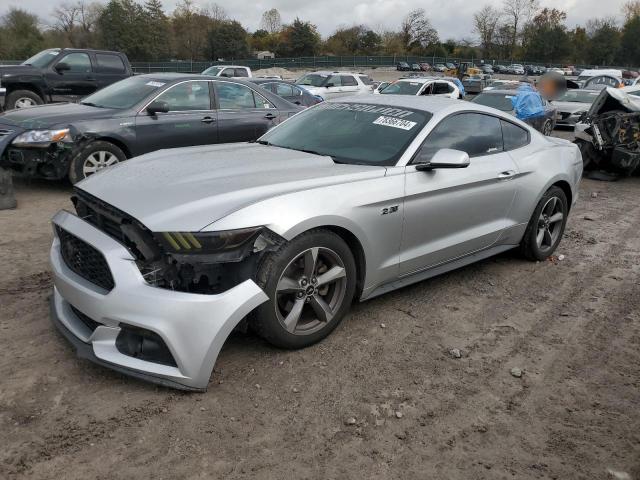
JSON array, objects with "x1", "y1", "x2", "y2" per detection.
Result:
[
  {"x1": 70, "y1": 305, "x2": 102, "y2": 333},
  {"x1": 56, "y1": 226, "x2": 115, "y2": 291},
  {"x1": 115, "y1": 325, "x2": 177, "y2": 367}
]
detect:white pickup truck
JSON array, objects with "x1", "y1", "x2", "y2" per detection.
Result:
[{"x1": 201, "y1": 65, "x2": 252, "y2": 78}]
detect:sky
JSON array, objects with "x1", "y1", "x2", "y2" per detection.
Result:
[{"x1": 1, "y1": 0, "x2": 629, "y2": 40}]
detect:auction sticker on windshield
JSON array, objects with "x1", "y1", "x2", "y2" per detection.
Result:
[{"x1": 373, "y1": 116, "x2": 417, "y2": 130}]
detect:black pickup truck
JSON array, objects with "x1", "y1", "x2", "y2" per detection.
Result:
[{"x1": 0, "y1": 48, "x2": 133, "y2": 111}]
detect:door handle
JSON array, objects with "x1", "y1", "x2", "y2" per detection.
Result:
[
  {"x1": 264, "y1": 113, "x2": 277, "y2": 120},
  {"x1": 498, "y1": 170, "x2": 516, "y2": 179},
  {"x1": 201, "y1": 116, "x2": 216, "y2": 124}
]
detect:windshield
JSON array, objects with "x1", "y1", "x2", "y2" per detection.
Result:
[
  {"x1": 556, "y1": 90, "x2": 599, "y2": 103},
  {"x1": 472, "y1": 93, "x2": 514, "y2": 111},
  {"x1": 296, "y1": 74, "x2": 329, "y2": 87},
  {"x1": 259, "y1": 102, "x2": 431, "y2": 166},
  {"x1": 202, "y1": 66, "x2": 223, "y2": 76},
  {"x1": 22, "y1": 49, "x2": 60, "y2": 68},
  {"x1": 379, "y1": 81, "x2": 423, "y2": 95},
  {"x1": 80, "y1": 76, "x2": 168, "y2": 109}
]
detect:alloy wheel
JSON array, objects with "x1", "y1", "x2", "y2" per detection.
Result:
[
  {"x1": 542, "y1": 120, "x2": 553, "y2": 136},
  {"x1": 14, "y1": 98, "x2": 37, "y2": 109},
  {"x1": 82, "y1": 151, "x2": 119, "y2": 178},
  {"x1": 275, "y1": 247, "x2": 348, "y2": 335},
  {"x1": 536, "y1": 196, "x2": 564, "y2": 251}
]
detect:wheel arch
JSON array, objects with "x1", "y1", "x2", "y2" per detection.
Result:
[
  {"x1": 6, "y1": 83, "x2": 45, "y2": 100},
  {"x1": 551, "y1": 179, "x2": 573, "y2": 210},
  {"x1": 90, "y1": 136, "x2": 133, "y2": 158},
  {"x1": 321, "y1": 225, "x2": 367, "y2": 300}
]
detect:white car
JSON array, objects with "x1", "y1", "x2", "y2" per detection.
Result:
[
  {"x1": 376, "y1": 77, "x2": 461, "y2": 99},
  {"x1": 201, "y1": 65, "x2": 252, "y2": 78},
  {"x1": 509, "y1": 64, "x2": 525, "y2": 75},
  {"x1": 295, "y1": 71, "x2": 373, "y2": 100}
]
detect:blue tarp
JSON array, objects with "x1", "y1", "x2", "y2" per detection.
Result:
[
  {"x1": 511, "y1": 85, "x2": 545, "y2": 120},
  {"x1": 452, "y1": 78, "x2": 465, "y2": 97}
]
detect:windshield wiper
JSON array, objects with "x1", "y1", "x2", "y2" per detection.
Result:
[
  {"x1": 255, "y1": 139, "x2": 273, "y2": 146},
  {"x1": 80, "y1": 102, "x2": 102, "y2": 108}
]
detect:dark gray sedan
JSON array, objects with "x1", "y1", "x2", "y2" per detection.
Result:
[
  {"x1": 248, "y1": 78, "x2": 322, "y2": 107},
  {"x1": 0, "y1": 73, "x2": 301, "y2": 183}
]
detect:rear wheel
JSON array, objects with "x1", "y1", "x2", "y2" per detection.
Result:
[
  {"x1": 5, "y1": 90, "x2": 43, "y2": 110},
  {"x1": 252, "y1": 229, "x2": 357, "y2": 349},
  {"x1": 520, "y1": 186, "x2": 568, "y2": 261},
  {"x1": 69, "y1": 141, "x2": 126, "y2": 184},
  {"x1": 542, "y1": 119, "x2": 553, "y2": 136}
]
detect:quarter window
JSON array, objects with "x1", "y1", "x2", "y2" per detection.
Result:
[
  {"x1": 501, "y1": 120, "x2": 529, "y2": 151},
  {"x1": 327, "y1": 75, "x2": 342, "y2": 87},
  {"x1": 274, "y1": 83, "x2": 295, "y2": 97},
  {"x1": 341, "y1": 75, "x2": 357, "y2": 86},
  {"x1": 59, "y1": 52, "x2": 92, "y2": 73},
  {"x1": 234, "y1": 68, "x2": 249, "y2": 77},
  {"x1": 416, "y1": 113, "x2": 504, "y2": 161},
  {"x1": 154, "y1": 81, "x2": 211, "y2": 111},
  {"x1": 95, "y1": 54, "x2": 125, "y2": 73}
]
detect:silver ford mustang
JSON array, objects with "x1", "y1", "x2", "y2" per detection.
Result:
[{"x1": 50, "y1": 96, "x2": 583, "y2": 390}]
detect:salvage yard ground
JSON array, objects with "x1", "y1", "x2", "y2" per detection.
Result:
[{"x1": 1, "y1": 129, "x2": 639, "y2": 479}]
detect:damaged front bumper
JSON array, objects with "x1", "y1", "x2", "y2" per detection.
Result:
[
  {"x1": 1, "y1": 143, "x2": 75, "y2": 180},
  {"x1": 50, "y1": 209, "x2": 269, "y2": 391}
]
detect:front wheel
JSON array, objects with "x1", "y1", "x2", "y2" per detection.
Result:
[
  {"x1": 5, "y1": 90, "x2": 43, "y2": 110},
  {"x1": 520, "y1": 186, "x2": 568, "y2": 261},
  {"x1": 252, "y1": 229, "x2": 357, "y2": 349},
  {"x1": 69, "y1": 141, "x2": 126, "y2": 184},
  {"x1": 542, "y1": 119, "x2": 553, "y2": 136}
]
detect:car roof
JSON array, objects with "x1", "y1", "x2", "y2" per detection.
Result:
[
  {"x1": 307, "y1": 71, "x2": 363, "y2": 75},
  {"x1": 396, "y1": 77, "x2": 440, "y2": 83},
  {"x1": 478, "y1": 89, "x2": 520, "y2": 95},
  {"x1": 204, "y1": 65, "x2": 248, "y2": 69},
  {"x1": 136, "y1": 72, "x2": 254, "y2": 83}
]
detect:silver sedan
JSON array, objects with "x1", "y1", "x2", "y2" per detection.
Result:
[{"x1": 50, "y1": 96, "x2": 583, "y2": 390}]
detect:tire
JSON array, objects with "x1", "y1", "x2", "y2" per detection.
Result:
[
  {"x1": 68, "y1": 141, "x2": 126, "y2": 184},
  {"x1": 5, "y1": 90, "x2": 43, "y2": 110},
  {"x1": 520, "y1": 186, "x2": 568, "y2": 261},
  {"x1": 575, "y1": 139, "x2": 597, "y2": 170},
  {"x1": 252, "y1": 229, "x2": 357, "y2": 349},
  {"x1": 542, "y1": 119, "x2": 553, "y2": 136}
]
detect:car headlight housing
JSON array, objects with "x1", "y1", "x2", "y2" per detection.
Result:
[
  {"x1": 11, "y1": 128, "x2": 72, "y2": 148},
  {"x1": 155, "y1": 227, "x2": 265, "y2": 262}
]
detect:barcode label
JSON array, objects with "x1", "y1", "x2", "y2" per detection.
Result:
[{"x1": 373, "y1": 116, "x2": 417, "y2": 130}]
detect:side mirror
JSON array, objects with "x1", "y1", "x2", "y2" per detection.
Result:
[
  {"x1": 414, "y1": 148, "x2": 470, "y2": 171},
  {"x1": 146, "y1": 100, "x2": 169, "y2": 115},
  {"x1": 55, "y1": 62, "x2": 70, "y2": 73}
]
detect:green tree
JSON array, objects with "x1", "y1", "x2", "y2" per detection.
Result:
[
  {"x1": 144, "y1": 0, "x2": 171, "y2": 60},
  {"x1": 171, "y1": 0, "x2": 215, "y2": 60},
  {"x1": 619, "y1": 14, "x2": 640, "y2": 66},
  {"x1": 324, "y1": 25, "x2": 381, "y2": 55},
  {"x1": 207, "y1": 20, "x2": 249, "y2": 60},
  {"x1": 96, "y1": 0, "x2": 151, "y2": 60},
  {"x1": 278, "y1": 18, "x2": 320, "y2": 57},
  {"x1": 568, "y1": 26, "x2": 588, "y2": 64},
  {"x1": 0, "y1": 8, "x2": 44, "y2": 59},
  {"x1": 586, "y1": 18, "x2": 621, "y2": 66},
  {"x1": 400, "y1": 9, "x2": 439, "y2": 54},
  {"x1": 522, "y1": 8, "x2": 570, "y2": 64}
]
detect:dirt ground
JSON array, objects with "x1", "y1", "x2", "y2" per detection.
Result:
[{"x1": 1, "y1": 129, "x2": 639, "y2": 480}]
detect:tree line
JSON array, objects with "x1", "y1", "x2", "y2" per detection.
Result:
[{"x1": 0, "y1": 0, "x2": 639, "y2": 67}]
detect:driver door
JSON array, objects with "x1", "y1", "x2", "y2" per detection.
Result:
[
  {"x1": 399, "y1": 112, "x2": 519, "y2": 276},
  {"x1": 46, "y1": 52, "x2": 98, "y2": 102}
]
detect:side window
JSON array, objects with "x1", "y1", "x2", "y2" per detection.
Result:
[
  {"x1": 274, "y1": 83, "x2": 295, "y2": 97},
  {"x1": 234, "y1": 68, "x2": 249, "y2": 78},
  {"x1": 95, "y1": 54, "x2": 125, "y2": 73},
  {"x1": 359, "y1": 75, "x2": 373, "y2": 85},
  {"x1": 420, "y1": 83, "x2": 433, "y2": 95},
  {"x1": 59, "y1": 52, "x2": 92, "y2": 73},
  {"x1": 290, "y1": 85, "x2": 304, "y2": 96},
  {"x1": 220, "y1": 68, "x2": 235, "y2": 78},
  {"x1": 154, "y1": 81, "x2": 211, "y2": 111},
  {"x1": 415, "y1": 113, "x2": 504, "y2": 162},
  {"x1": 216, "y1": 82, "x2": 274, "y2": 109},
  {"x1": 501, "y1": 120, "x2": 529, "y2": 151},
  {"x1": 433, "y1": 82, "x2": 450, "y2": 95},
  {"x1": 341, "y1": 75, "x2": 357, "y2": 86},
  {"x1": 327, "y1": 75, "x2": 342, "y2": 87}
]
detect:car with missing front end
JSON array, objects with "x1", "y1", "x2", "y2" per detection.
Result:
[
  {"x1": 0, "y1": 73, "x2": 301, "y2": 183},
  {"x1": 50, "y1": 96, "x2": 582, "y2": 391}
]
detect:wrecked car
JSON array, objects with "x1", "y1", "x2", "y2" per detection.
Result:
[
  {"x1": 575, "y1": 87, "x2": 640, "y2": 177},
  {"x1": 50, "y1": 96, "x2": 582, "y2": 390},
  {"x1": 0, "y1": 74, "x2": 301, "y2": 183}
]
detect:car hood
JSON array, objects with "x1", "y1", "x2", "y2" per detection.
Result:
[
  {"x1": 77, "y1": 143, "x2": 386, "y2": 232},
  {"x1": 0, "y1": 103, "x2": 126, "y2": 129},
  {"x1": 552, "y1": 101, "x2": 591, "y2": 113},
  {"x1": 0, "y1": 64, "x2": 42, "y2": 77}
]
